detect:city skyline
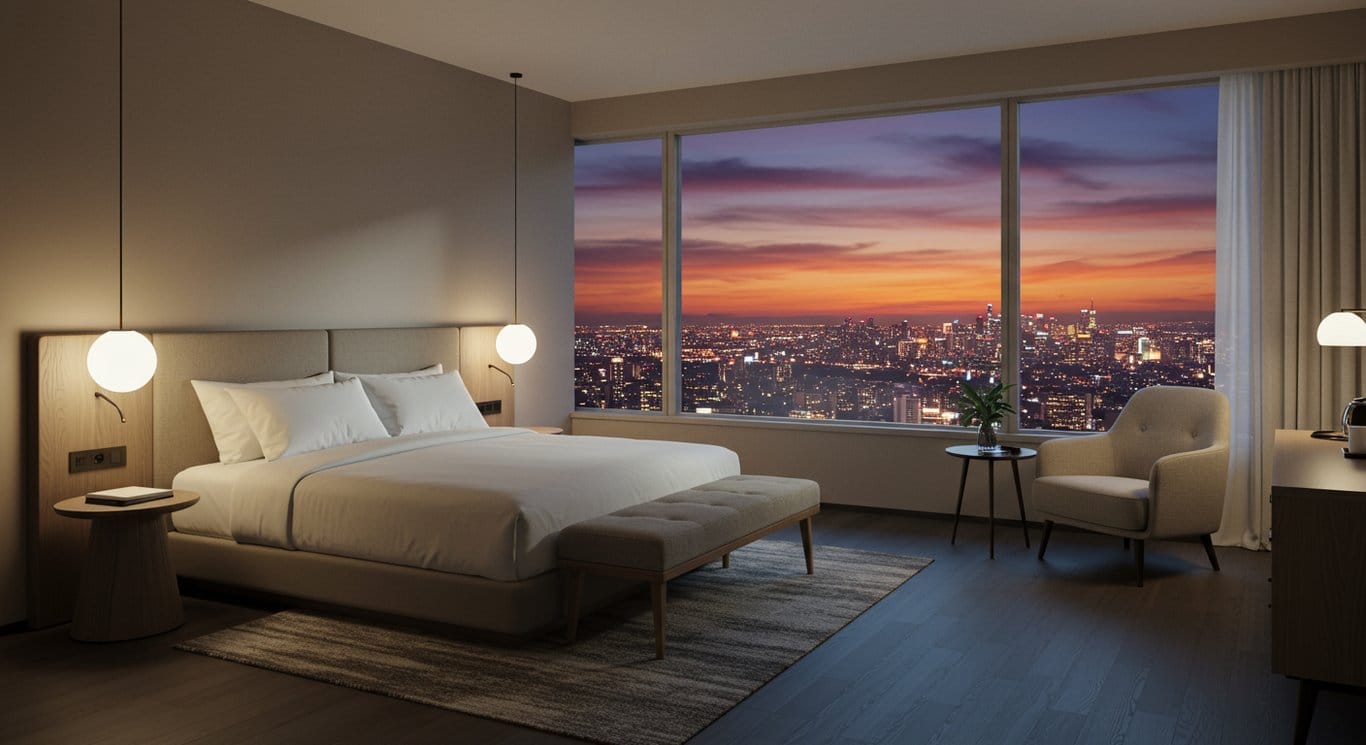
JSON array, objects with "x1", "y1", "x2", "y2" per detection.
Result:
[
  {"x1": 575, "y1": 85, "x2": 1217, "y2": 324},
  {"x1": 574, "y1": 300, "x2": 1215, "y2": 431}
]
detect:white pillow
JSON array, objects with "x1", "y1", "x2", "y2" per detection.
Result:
[
  {"x1": 362, "y1": 371, "x2": 488, "y2": 436},
  {"x1": 334, "y1": 364, "x2": 443, "y2": 435},
  {"x1": 226, "y1": 378, "x2": 390, "y2": 460},
  {"x1": 191, "y1": 372, "x2": 334, "y2": 463}
]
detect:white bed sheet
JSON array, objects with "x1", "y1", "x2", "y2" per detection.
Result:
[
  {"x1": 171, "y1": 460, "x2": 267, "y2": 539},
  {"x1": 173, "y1": 428, "x2": 741, "y2": 582}
]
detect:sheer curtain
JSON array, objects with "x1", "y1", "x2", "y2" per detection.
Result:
[
  {"x1": 1214, "y1": 74, "x2": 1265, "y2": 549},
  {"x1": 1215, "y1": 64, "x2": 1366, "y2": 550}
]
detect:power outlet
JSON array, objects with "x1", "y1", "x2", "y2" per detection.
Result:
[
  {"x1": 476, "y1": 400, "x2": 502, "y2": 416},
  {"x1": 69, "y1": 446, "x2": 127, "y2": 473}
]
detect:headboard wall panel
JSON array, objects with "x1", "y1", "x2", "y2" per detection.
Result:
[
  {"x1": 28, "y1": 334, "x2": 154, "y2": 628},
  {"x1": 152, "y1": 331, "x2": 330, "y2": 488},
  {"x1": 328, "y1": 326, "x2": 460, "y2": 375}
]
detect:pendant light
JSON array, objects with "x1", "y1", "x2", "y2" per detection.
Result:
[
  {"x1": 495, "y1": 72, "x2": 537, "y2": 366},
  {"x1": 88, "y1": 0, "x2": 157, "y2": 394}
]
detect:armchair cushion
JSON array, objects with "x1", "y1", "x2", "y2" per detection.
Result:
[{"x1": 1033, "y1": 475, "x2": 1149, "y2": 532}]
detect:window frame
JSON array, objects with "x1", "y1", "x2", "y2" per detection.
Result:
[{"x1": 572, "y1": 79, "x2": 1218, "y2": 433}]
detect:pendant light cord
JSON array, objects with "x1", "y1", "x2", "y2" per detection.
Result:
[
  {"x1": 118, "y1": 0, "x2": 125, "y2": 330},
  {"x1": 510, "y1": 72, "x2": 521, "y2": 325}
]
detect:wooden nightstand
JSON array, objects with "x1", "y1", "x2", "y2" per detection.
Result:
[
  {"x1": 527, "y1": 426, "x2": 565, "y2": 435},
  {"x1": 53, "y1": 491, "x2": 199, "y2": 642}
]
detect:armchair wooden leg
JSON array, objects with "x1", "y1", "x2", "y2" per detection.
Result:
[
  {"x1": 1200, "y1": 534, "x2": 1220, "y2": 572},
  {"x1": 1037, "y1": 520, "x2": 1053, "y2": 560},
  {"x1": 721, "y1": 553, "x2": 730, "y2": 568},
  {"x1": 1134, "y1": 539, "x2": 1145, "y2": 587}
]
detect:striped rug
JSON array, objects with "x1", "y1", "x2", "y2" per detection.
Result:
[{"x1": 177, "y1": 540, "x2": 931, "y2": 745}]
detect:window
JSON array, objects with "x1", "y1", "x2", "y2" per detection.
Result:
[
  {"x1": 679, "y1": 107, "x2": 1002, "y2": 423},
  {"x1": 572, "y1": 83, "x2": 1219, "y2": 433},
  {"x1": 574, "y1": 139, "x2": 664, "y2": 411},
  {"x1": 1018, "y1": 86, "x2": 1218, "y2": 430}
]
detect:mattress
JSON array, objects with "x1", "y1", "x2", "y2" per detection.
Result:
[
  {"x1": 171, "y1": 428, "x2": 741, "y2": 582},
  {"x1": 173, "y1": 460, "x2": 265, "y2": 539}
]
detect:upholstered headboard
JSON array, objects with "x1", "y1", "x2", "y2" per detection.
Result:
[
  {"x1": 152, "y1": 331, "x2": 330, "y2": 488},
  {"x1": 329, "y1": 326, "x2": 459, "y2": 375},
  {"x1": 148, "y1": 325, "x2": 509, "y2": 488}
]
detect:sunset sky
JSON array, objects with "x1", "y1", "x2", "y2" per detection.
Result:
[{"x1": 575, "y1": 85, "x2": 1217, "y2": 324}]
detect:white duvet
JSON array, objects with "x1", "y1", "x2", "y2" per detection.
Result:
[{"x1": 172, "y1": 429, "x2": 741, "y2": 581}]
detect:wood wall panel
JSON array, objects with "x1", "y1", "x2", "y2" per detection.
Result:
[
  {"x1": 28, "y1": 334, "x2": 153, "y2": 628},
  {"x1": 460, "y1": 326, "x2": 516, "y2": 428}
]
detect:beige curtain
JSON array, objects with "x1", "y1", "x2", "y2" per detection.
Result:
[{"x1": 1260, "y1": 63, "x2": 1366, "y2": 514}]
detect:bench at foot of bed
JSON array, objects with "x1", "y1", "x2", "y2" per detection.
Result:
[{"x1": 557, "y1": 474, "x2": 820, "y2": 659}]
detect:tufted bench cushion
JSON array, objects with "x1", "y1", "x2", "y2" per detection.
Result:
[
  {"x1": 558, "y1": 474, "x2": 820, "y2": 658},
  {"x1": 557, "y1": 475, "x2": 819, "y2": 572}
]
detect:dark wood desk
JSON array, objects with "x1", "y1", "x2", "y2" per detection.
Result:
[{"x1": 1270, "y1": 430, "x2": 1366, "y2": 744}]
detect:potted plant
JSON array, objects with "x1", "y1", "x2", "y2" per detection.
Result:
[{"x1": 956, "y1": 380, "x2": 1016, "y2": 450}]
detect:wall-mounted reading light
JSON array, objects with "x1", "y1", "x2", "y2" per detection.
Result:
[
  {"x1": 488, "y1": 364, "x2": 515, "y2": 386},
  {"x1": 93, "y1": 392, "x2": 127, "y2": 424}
]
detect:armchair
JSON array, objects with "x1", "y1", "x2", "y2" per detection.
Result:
[{"x1": 1033, "y1": 386, "x2": 1230, "y2": 586}]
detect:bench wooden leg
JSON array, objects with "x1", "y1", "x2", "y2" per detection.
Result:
[
  {"x1": 721, "y1": 553, "x2": 730, "y2": 568},
  {"x1": 651, "y1": 579, "x2": 667, "y2": 659},
  {"x1": 565, "y1": 570, "x2": 583, "y2": 642},
  {"x1": 800, "y1": 517, "x2": 814, "y2": 574}
]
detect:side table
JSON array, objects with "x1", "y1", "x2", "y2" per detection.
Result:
[
  {"x1": 52, "y1": 491, "x2": 199, "y2": 642},
  {"x1": 528, "y1": 426, "x2": 565, "y2": 435},
  {"x1": 944, "y1": 445, "x2": 1037, "y2": 559}
]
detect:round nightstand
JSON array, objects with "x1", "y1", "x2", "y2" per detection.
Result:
[
  {"x1": 527, "y1": 426, "x2": 565, "y2": 435},
  {"x1": 53, "y1": 491, "x2": 199, "y2": 642}
]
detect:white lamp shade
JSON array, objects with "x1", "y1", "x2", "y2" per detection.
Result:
[
  {"x1": 495, "y1": 323, "x2": 537, "y2": 365},
  {"x1": 87, "y1": 330, "x2": 158, "y2": 392},
  {"x1": 1316, "y1": 311, "x2": 1366, "y2": 347}
]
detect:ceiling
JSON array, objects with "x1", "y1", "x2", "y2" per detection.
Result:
[{"x1": 252, "y1": 0, "x2": 1365, "y2": 101}]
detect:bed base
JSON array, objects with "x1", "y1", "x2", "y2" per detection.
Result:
[{"x1": 169, "y1": 532, "x2": 633, "y2": 639}]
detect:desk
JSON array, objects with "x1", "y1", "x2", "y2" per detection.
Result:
[
  {"x1": 945, "y1": 445, "x2": 1037, "y2": 559},
  {"x1": 1270, "y1": 430, "x2": 1366, "y2": 744}
]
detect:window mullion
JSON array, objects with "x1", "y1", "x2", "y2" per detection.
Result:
[
  {"x1": 1001, "y1": 99, "x2": 1022, "y2": 434},
  {"x1": 661, "y1": 134, "x2": 683, "y2": 416}
]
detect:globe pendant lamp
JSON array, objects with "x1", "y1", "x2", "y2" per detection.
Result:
[
  {"x1": 88, "y1": 0, "x2": 156, "y2": 394},
  {"x1": 496, "y1": 72, "x2": 537, "y2": 366}
]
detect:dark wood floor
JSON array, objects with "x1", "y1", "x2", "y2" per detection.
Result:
[{"x1": 2, "y1": 509, "x2": 1362, "y2": 745}]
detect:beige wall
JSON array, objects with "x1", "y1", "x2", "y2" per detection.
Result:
[
  {"x1": 0, "y1": 0, "x2": 572, "y2": 625},
  {"x1": 571, "y1": 415, "x2": 1044, "y2": 521},
  {"x1": 572, "y1": 9, "x2": 1366, "y2": 138}
]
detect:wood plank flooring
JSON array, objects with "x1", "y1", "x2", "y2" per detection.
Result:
[{"x1": 2, "y1": 508, "x2": 1362, "y2": 744}]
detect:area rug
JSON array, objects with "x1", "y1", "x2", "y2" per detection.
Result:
[{"x1": 176, "y1": 540, "x2": 930, "y2": 745}]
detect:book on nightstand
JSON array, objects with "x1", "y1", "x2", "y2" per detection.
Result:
[{"x1": 85, "y1": 486, "x2": 174, "y2": 506}]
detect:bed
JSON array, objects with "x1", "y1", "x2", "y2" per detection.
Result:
[{"x1": 152, "y1": 327, "x2": 740, "y2": 636}]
